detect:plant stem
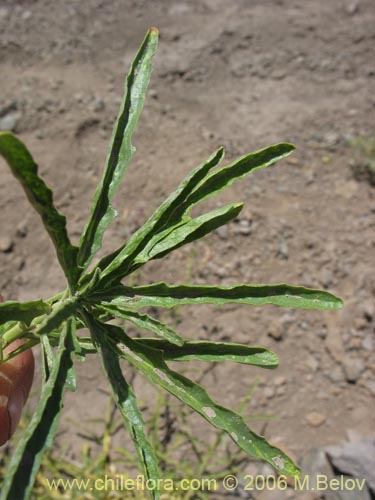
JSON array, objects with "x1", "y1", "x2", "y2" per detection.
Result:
[{"x1": 2, "y1": 322, "x2": 28, "y2": 346}]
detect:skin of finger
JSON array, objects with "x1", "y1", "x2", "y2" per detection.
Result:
[
  {"x1": 3, "y1": 339, "x2": 35, "y2": 403},
  {"x1": 0, "y1": 340, "x2": 35, "y2": 445}
]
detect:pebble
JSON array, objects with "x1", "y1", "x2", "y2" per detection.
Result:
[
  {"x1": 278, "y1": 239, "x2": 289, "y2": 259},
  {"x1": 0, "y1": 236, "x2": 14, "y2": 253},
  {"x1": 16, "y1": 221, "x2": 28, "y2": 238},
  {"x1": 274, "y1": 375, "x2": 287, "y2": 386},
  {"x1": 342, "y1": 357, "x2": 365, "y2": 383},
  {"x1": 305, "y1": 411, "x2": 326, "y2": 427},
  {"x1": 233, "y1": 219, "x2": 252, "y2": 235},
  {"x1": 0, "y1": 113, "x2": 20, "y2": 131},
  {"x1": 267, "y1": 320, "x2": 285, "y2": 341},
  {"x1": 91, "y1": 97, "x2": 105, "y2": 112},
  {"x1": 215, "y1": 226, "x2": 228, "y2": 239},
  {"x1": 346, "y1": 1, "x2": 359, "y2": 15},
  {"x1": 264, "y1": 387, "x2": 275, "y2": 399},
  {"x1": 326, "y1": 364, "x2": 345, "y2": 383}
]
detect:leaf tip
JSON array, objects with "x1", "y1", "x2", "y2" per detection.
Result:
[{"x1": 149, "y1": 27, "x2": 159, "y2": 37}]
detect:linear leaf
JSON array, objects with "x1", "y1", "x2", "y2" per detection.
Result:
[
  {"x1": 74, "y1": 337, "x2": 278, "y2": 368},
  {"x1": 0, "y1": 132, "x2": 79, "y2": 289},
  {"x1": 97, "y1": 304, "x2": 184, "y2": 346},
  {"x1": 96, "y1": 143, "x2": 293, "y2": 286},
  {"x1": 133, "y1": 202, "x2": 243, "y2": 265},
  {"x1": 34, "y1": 297, "x2": 78, "y2": 335},
  {"x1": 106, "y1": 325, "x2": 300, "y2": 477},
  {"x1": 93, "y1": 282, "x2": 343, "y2": 311},
  {"x1": 135, "y1": 339, "x2": 279, "y2": 368},
  {"x1": 78, "y1": 28, "x2": 158, "y2": 269},
  {"x1": 0, "y1": 299, "x2": 51, "y2": 326},
  {"x1": 84, "y1": 314, "x2": 160, "y2": 500},
  {"x1": 0, "y1": 318, "x2": 76, "y2": 500},
  {"x1": 94, "y1": 147, "x2": 225, "y2": 284},
  {"x1": 181, "y1": 142, "x2": 295, "y2": 211}
]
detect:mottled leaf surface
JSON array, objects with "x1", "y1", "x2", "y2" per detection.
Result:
[{"x1": 78, "y1": 29, "x2": 158, "y2": 269}]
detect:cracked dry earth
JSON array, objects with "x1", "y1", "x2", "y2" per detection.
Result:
[{"x1": 0, "y1": 0, "x2": 374, "y2": 498}]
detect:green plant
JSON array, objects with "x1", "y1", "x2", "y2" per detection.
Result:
[
  {"x1": 0, "y1": 28, "x2": 343, "y2": 500},
  {"x1": 1, "y1": 378, "x2": 266, "y2": 499}
]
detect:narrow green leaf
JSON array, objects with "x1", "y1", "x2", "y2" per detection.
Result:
[
  {"x1": 74, "y1": 337, "x2": 278, "y2": 368},
  {"x1": 181, "y1": 142, "x2": 295, "y2": 210},
  {"x1": 96, "y1": 143, "x2": 293, "y2": 286},
  {"x1": 0, "y1": 132, "x2": 79, "y2": 289},
  {"x1": 94, "y1": 147, "x2": 225, "y2": 284},
  {"x1": 84, "y1": 314, "x2": 161, "y2": 500},
  {"x1": 78, "y1": 28, "x2": 159, "y2": 269},
  {"x1": 136, "y1": 339, "x2": 279, "y2": 368},
  {"x1": 34, "y1": 297, "x2": 78, "y2": 335},
  {"x1": 0, "y1": 299, "x2": 51, "y2": 326},
  {"x1": 107, "y1": 325, "x2": 300, "y2": 477},
  {"x1": 0, "y1": 318, "x2": 76, "y2": 500},
  {"x1": 97, "y1": 304, "x2": 184, "y2": 346},
  {"x1": 127, "y1": 203, "x2": 243, "y2": 272},
  {"x1": 93, "y1": 282, "x2": 344, "y2": 311}
]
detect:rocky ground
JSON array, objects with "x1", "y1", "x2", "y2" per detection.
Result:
[{"x1": 0, "y1": 1, "x2": 374, "y2": 498}]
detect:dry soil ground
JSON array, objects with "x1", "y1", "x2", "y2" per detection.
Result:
[{"x1": 0, "y1": 0, "x2": 374, "y2": 498}]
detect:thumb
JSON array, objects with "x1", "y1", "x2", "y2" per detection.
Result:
[{"x1": 0, "y1": 340, "x2": 35, "y2": 446}]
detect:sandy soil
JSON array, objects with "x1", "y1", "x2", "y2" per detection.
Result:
[{"x1": 0, "y1": 0, "x2": 374, "y2": 495}]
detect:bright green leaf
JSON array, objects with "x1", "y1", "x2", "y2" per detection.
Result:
[
  {"x1": 136, "y1": 339, "x2": 279, "y2": 368},
  {"x1": 0, "y1": 299, "x2": 51, "y2": 326},
  {"x1": 94, "y1": 147, "x2": 225, "y2": 285},
  {"x1": 93, "y1": 282, "x2": 343, "y2": 311},
  {"x1": 130, "y1": 202, "x2": 243, "y2": 269},
  {"x1": 34, "y1": 297, "x2": 78, "y2": 335},
  {"x1": 107, "y1": 325, "x2": 300, "y2": 478},
  {"x1": 78, "y1": 28, "x2": 159, "y2": 270},
  {"x1": 85, "y1": 313, "x2": 161, "y2": 500}
]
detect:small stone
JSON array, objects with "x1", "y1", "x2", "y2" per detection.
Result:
[
  {"x1": 326, "y1": 364, "x2": 345, "y2": 383},
  {"x1": 0, "y1": 236, "x2": 13, "y2": 253},
  {"x1": 16, "y1": 221, "x2": 28, "y2": 238},
  {"x1": 215, "y1": 226, "x2": 228, "y2": 239},
  {"x1": 306, "y1": 355, "x2": 319, "y2": 372},
  {"x1": 342, "y1": 357, "x2": 365, "y2": 383},
  {"x1": 326, "y1": 439, "x2": 375, "y2": 494},
  {"x1": 264, "y1": 387, "x2": 275, "y2": 399},
  {"x1": 305, "y1": 411, "x2": 326, "y2": 427},
  {"x1": 268, "y1": 320, "x2": 285, "y2": 341},
  {"x1": 278, "y1": 239, "x2": 289, "y2": 259},
  {"x1": 149, "y1": 89, "x2": 158, "y2": 99},
  {"x1": 0, "y1": 113, "x2": 20, "y2": 132},
  {"x1": 346, "y1": 1, "x2": 359, "y2": 15},
  {"x1": 362, "y1": 335, "x2": 374, "y2": 351},
  {"x1": 274, "y1": 375, "x2": 286, "y2": 386},
  {"x1": 92, "y1": 97, "x2": 105, "y2": 112},
  {"x1": 233, "y1": 219, "x2": 252, "y2": 235}
]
